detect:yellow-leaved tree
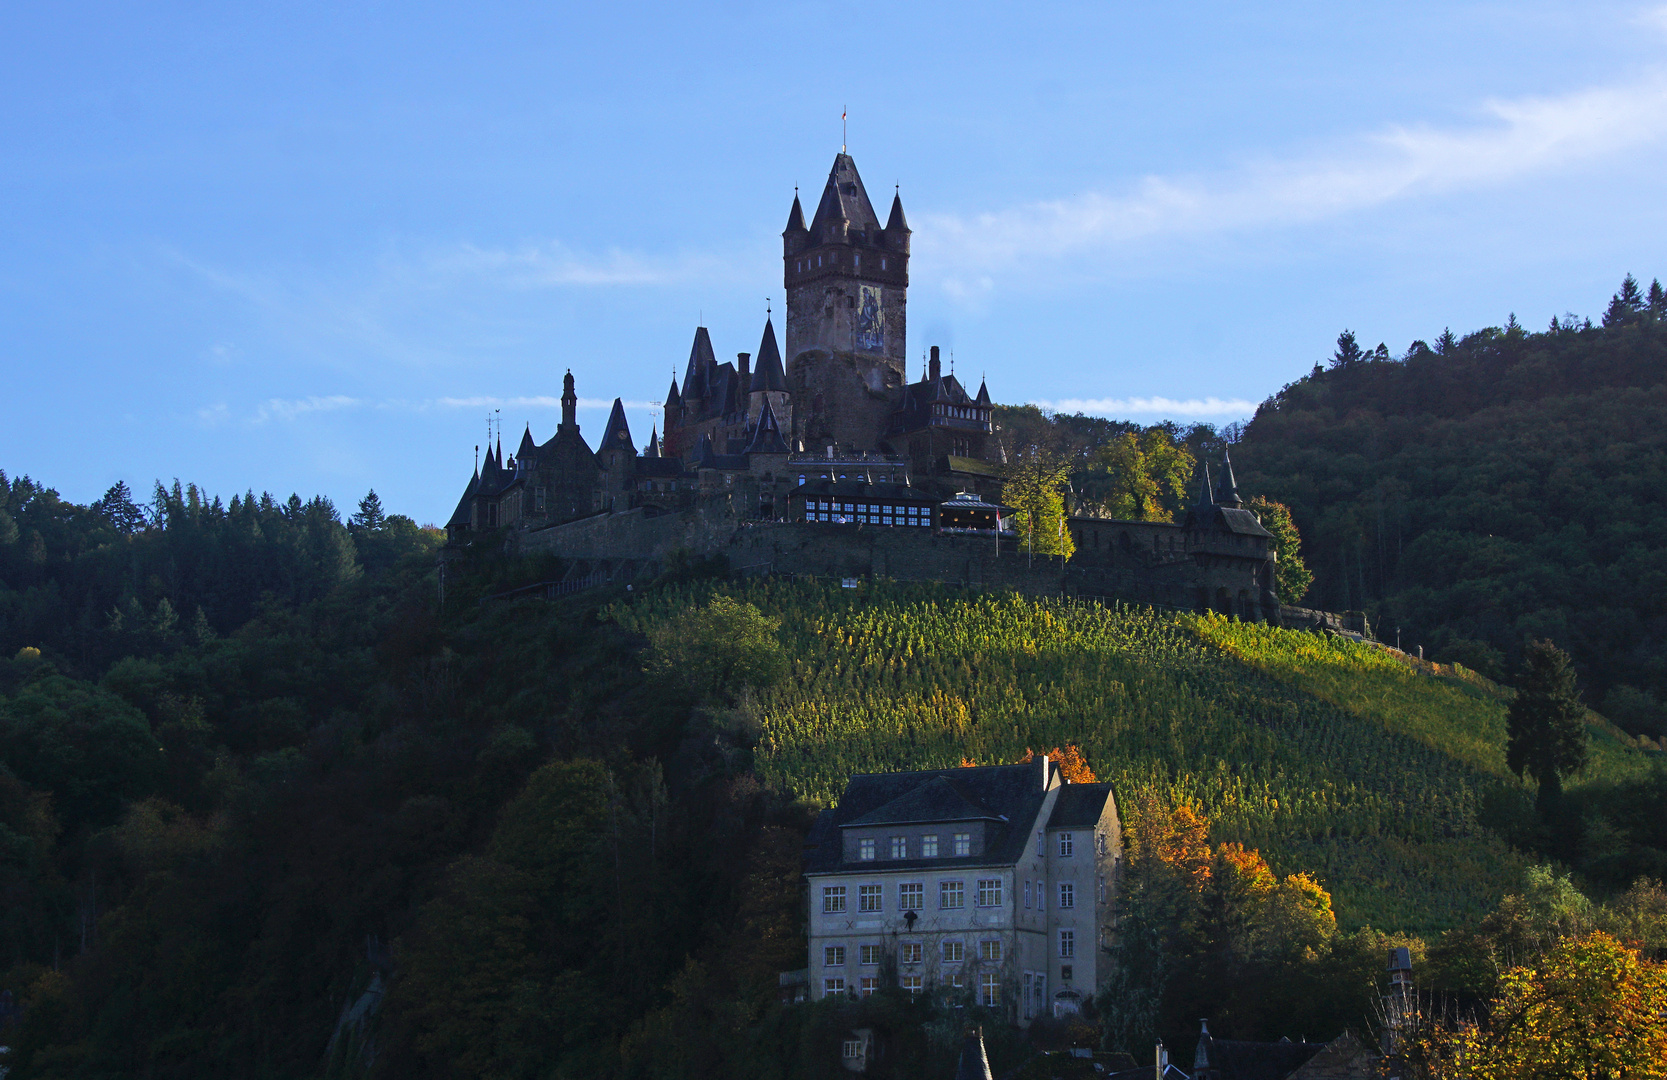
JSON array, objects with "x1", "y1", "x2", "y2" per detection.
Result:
[{"x1": 1002, "y1": 450, "x2": 1074, "y2": 559}]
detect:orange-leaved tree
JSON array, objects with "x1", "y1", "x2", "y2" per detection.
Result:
[{"x1": 1013, "y1": 744, "x2": 1097, "y2": 783}]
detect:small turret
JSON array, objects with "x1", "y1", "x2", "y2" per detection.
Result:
[
  {"x1": 600, "y1": 397, "x2": 634, "y2": 451},
  {"x1": 975, "y1": 378, "x2": 991, "y2": 406},
  {"x1": 516, "y1": 423, "x2": 537, "y2": 464},
  {"x1": 645, "y1": 427, "x2": 660, "y2": 458},
  {"x1": 1194, "y1": 459, "x2": 1215, "y2": 508},
  {"x1": 886, "y1": 188, "x2": 911, "y2": 253},
  {"x1": 1217, "y1": 446, "x2": 1242, "y2": 508},
  {"x1": 560, "y1": 370, "x2": 578, "y2": 431},
  {"x1": 783, "y1": 191, "x2": 809, "y2": 256},
  {"x1": 664, "y1": 378, "x2": 682, "y2": 410},
  {"x1": 750, "y1": 317, "x2": 787, "y2": 393},
  {"x1": 745, "y1": 399, "x2": 789, "y2": 455}
]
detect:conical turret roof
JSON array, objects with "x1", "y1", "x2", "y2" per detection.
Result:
[
  {"x1": 646, "y1": 427, "x2": 660, "y2": 458},
  {"x1": 600, "y1": 397, "x2": 634, "y2": 452},
  {"x1": 887, "y1": 189, "x2": 910, "y2": 233},
  {"x1": 1195, "y1": 459, "x2": 1215, "y2": 508},
  {"x1": 664, "y1": 378, "x2": 682, "y2": 409},
  {"x1": 745, "y1": 399, "x2": 790, "y2": 454},
  {"x1": 683, "y1": 326, "x2": 716, "y2": 401},
  {"x1": 1217, "y1": 446, "x2": 1242, "y2": 507},
  {"x1": 750, "y1": 317, "x2": 787, "y2": 392},
  {"x1": 445, "y1": 469, "x2": 478, "y2": 529},
  {"x1": 517, "y1": 424, "x2": 537, "y2": 462},
  {"x1": 975, "y1": 378, "x2": 991, "y2": 406},
  {"x1": 784, "y1": 192, "x2": 808, "y2": 234},
  {"x1": 808, "y1": 153, "x2": 881, "y2": 244}
]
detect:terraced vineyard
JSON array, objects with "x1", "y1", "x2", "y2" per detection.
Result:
[{"x1": 615, "y1": 580, "x2": 1651, "y2": 933}]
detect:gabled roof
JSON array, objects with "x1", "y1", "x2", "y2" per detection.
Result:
[
  {"x1": 599, "y1": 398, "x2": 634, "y2": 453},
  {"x1": 1046, "y1": 784, "x2": 1114, "y2": 828},
  {"x1": 745, "y1": 399, "x2": 790, "y2": 454},
  {"x1": 808, "y1": 153, "x2": 882, "y2": 244},
  {"x1": 842, "y1": 776, "x2": 1007, "y2": 828},
  {"x1": 1217, "y1": 507, "x2": 1272, "y2": 537},
  {"x1": 1194, "y1": 1031, "x2": 1327, "y2": 1080},
  {"x1": 750, "y1": 317, "x2": 787, "y2": 392}
]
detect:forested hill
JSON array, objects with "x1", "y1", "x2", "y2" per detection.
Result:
[{"x1": 1235, "y1": 275, "x2": 1667, "y2": 736}]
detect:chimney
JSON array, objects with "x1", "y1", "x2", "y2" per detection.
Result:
[
  {"x1": 738, "y1": 352, "x2": 751, "y2": 383},
  {"x1": 1155, "y1": 1041, "x2": 1168, "y2": 1079},
  {"x1": 930, "y1": 345, "x2": 942, "y2": 381}
]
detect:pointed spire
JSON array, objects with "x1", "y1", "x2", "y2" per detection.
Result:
[
  {"x1": 664, "y1": 377, "x2": 682, "y2": 409},
  {"x1": 750, "y1": 317, "x2": 787, "y2": 392},
  {"x1": 744, "y1": 399, "x2": 790, "y2": 454},
  {"x1": 975, "y1": 378, "x2": 991, "y2": 406},
  {"x1": 600, "y1": 397, "x2": 634, "y2": 452},
  {"x1": 1195, "y1": 459, "x2": 1215, "y2": 508},
  {"x1": 886, "y1": 188, "x2": 910, "y2": 233},
  {"x1": 683, "y1": 326, "x2": 716, "y2": 402},
  {"x1": 517, "y1": 423, "x2": 537, "y2": 462},
  {"x1": 784, "y1": 190, "x2": 808, "y2": 234},
  {"x1": 807, "y1": 153, "x2": 880, "y2": 245},
  {"x1": 646, "y1": 427, "x2": 660, "y2": 458},
  {"x1": 1217, "y1": 446, "x2": 1242, "y2": 508}
]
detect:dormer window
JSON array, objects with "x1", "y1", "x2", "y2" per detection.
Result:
[{"x1": 858, "y1": 838, "x2": 876, "y2": 861}]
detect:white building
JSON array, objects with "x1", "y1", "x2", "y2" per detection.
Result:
[{"x1": 803, "y1": 756, "x2": 1121, "y2": 1025}]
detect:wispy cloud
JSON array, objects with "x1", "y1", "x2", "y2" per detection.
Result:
[
  {"x1": 432, "y1": 395, "x2": 660, "y2": 411},
  {"x1": 251, "y1": 395, "x2": 360, "y2": 424},
  {"x1": 921, "y1": 68, "x2": 1667, "y2": 286},
  {"x1": 429, "y1": 242, "x2": 731, "y2": 289},
  {"x1": 1035, "y1": 396, "x2": 1259, "y2": 418}
]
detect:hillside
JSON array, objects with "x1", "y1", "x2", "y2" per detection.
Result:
[
  {"x1": 1235, "y1": 277, "x2": 1667, "y2": 734},
  {"x1": 616, "y1": 580, "x2": 1650, "y2": 934}
]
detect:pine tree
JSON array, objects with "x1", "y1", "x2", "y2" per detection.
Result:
[
  {"x1": 1603, "y1": 273, "x2": 1645, "y2": 327},
  {"x1": 1506, "y1": 639, "x2": 1589, "y2": 816},
  {"x1": 351, "y1": 489, "x2": 386, "y2": 532},
  {"x1": 1330, "y1": 330, "x2": 1363, "y2": 369},
  {"x1": 96, "y1": 481, "x2": 148, "y2": 535},
  {"x1": 1435, "y1": 327, "x2": 1458, "y2": 355},
  {"x1": 1648, "y1": 278, "x2": 1665, "y2": 319}
]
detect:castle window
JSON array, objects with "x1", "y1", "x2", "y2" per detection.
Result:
[
  {"x1": 976, "y1": 879, "x2": 1003, "y2": 907},
  {"x1": 858, "y1": 838, "x2": 876, "y2": 860},
  {"x1": 825, "y1": 945, "x2": 845, "y2": 966},
  {"x1": 980, "y1": 973, "x2": 1000, "y2": 1006},
  {"x1": 825, "y1": 978, "x2": 846, "y2": 998},
  {"x1": 942, "y1": 940, "x2": 964, "y2": 963},
  {"x1": 1059, "y1": 883, "x2": 1075, "y2": 909},
  {"x1": 890, "y1": 836, "x2": 906, "y2": 858},
  {"x1": 859, "y1": 977, "x2": 877, "y2": 997},
  {"x1": 954, "y1": 833, "x2": 971, "y2": 856},
  {"x1": 899, "y1": 882, "x2": 924, "y2": 910},
  {"x1": 900, "y1": 941, "x2": 922, "y2": 964},
  {"x1": 1059, "y1": 929, "x2": 1075, "y2": 958},
  {"x1": 921, "y1": 834, "x2": 938, "y2": 857},
  {"x1": 1059, "y1": 832, "x2": 1074, "y2": 857},
  {"x1": 1024, "y1": 880, "x2": 1032, "y2": 908},
  {"x1": 860, "y1": 944, "x2": 881, "y2": 966},
  {"x1": 822, "y1": 886, "x2": 846, "y2": 913},
  {"x1": 859, "y1": 884, "x2": 882, "y2": 912},
  {"x1": 940, "y1": 880, "x2": 965, "y2": 909},
  {"x1": 980, "y1": 940, "x2": 1004, "y2": 962},
  {"x1": 900, "y1": 974, "x2": 922, "y2": 994}
]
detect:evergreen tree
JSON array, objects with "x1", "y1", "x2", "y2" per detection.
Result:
[
  {"x1": 1603, "y1": 273, "x2": 1646, "y2": 327},
  {"x1": 1506, "y1": 639, "x2": 1589, "y2": 816},
  {"x1": 95, "y1": 480, "x2": 147, "y2": 535},
  {"x1": 350, "y1": 489, "x2": 386, "y2": 532},
  {"x1": 1244, "y1": 496, "x2": 1312, "y2": 604},
  {"x1": 1649, "y1": 278, "x2": 1665, "y2": 319},
  {"x1": 1330, "y1": 329, "x2": 1363, "y2": 369},
  {"x1": 1435, "y1": 327, "x2": 1458, "y2": 354}
]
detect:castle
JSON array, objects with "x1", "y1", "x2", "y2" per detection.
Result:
[
  {"x1": 443, "y1": 150, "x2": 1339, "y2": 632},
  {"x1": 444, "y1": 152, "x2": 999, "y2": 542}
]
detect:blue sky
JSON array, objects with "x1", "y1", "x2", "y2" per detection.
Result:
[{"x1": 4, "y1": 2, "x2": 1666, "y2": 524}]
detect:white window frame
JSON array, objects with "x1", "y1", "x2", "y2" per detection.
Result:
[
  {"x1": 900, "y1": 941, "x2": 922, "y2": 964},
  {"x1": 980, "y1": 972, "x2": 1000, "y2": 1007},
  {"x1": 825, "y1": 977, "x2": 846, "y2": 997},
  {"x1": 1060, "y1": 929, "x2": 1075, "y2": 958},
  {"x1": 980, "y1": 939, "x2": 1004, "y2": 962},
  {"x1": 921, "y1": 834, "x2": 939, "y2": 857},
  {"x1": 823, "y1": 885, "x2": 846, "y2": 914},
  {"x1": 1059, "y1": 882, "x2": 1075, "y2": 909},
  {"x1": 976, "y1": 879, "x2": 1003, "y2": 907},
  {"x1": 1059, "y1": 831, "x2": 1074, "y2": 857},
  {"x1": 858, "y1": 838, "x2": 876, "y2": 861},
  {"x1": 824, "y1": 945, "x2": 845, "y2": 967},
  {"x1": 890, "y1": 835, "x2": 907, "y2": 859},
  {"x1": 859, "y1": 883, "x2": 883, "y2": 913},
  {"x1": 859, "y1": 976, "x2": 878, "y2": 997},
  {"x1": 942, "y1": 940, "x2": 964, "y2": 963},
  {"x1": 899, "y1": 882, "x2": 924, "y2": 911},
  {"x1": 1024, "y1": 879, "x2": 1032, "y2": 909},
  {"x1": 953, "y1": 832, "x2": 971, "y2": 856},
  {"x1": 900, "y1": 973, "x2": 923, "y2": 994},
  {"x1": 940, "y1": 880, "x2": 965, "y2": 909},
  {"x1": 859, "y1": 944, "x2": 881, "y2": 966}
]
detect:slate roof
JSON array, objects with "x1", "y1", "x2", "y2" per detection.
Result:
[
  {"x1": 745, "y1": 399, "x2": 790, "y2": 454},
  {"x1": 886, "y1": 190, "x2": 911, "y2": 234},
  {"x1": 804, "y1": 761, "x2": 1055, "y2": 875},
  {"x1": 1046, "y1": 784, "x2": 1114, "y2": 829},
  {"x1": 516, "y1": 424, "x2": 537, "y2": 462},
  {"x1": 600, "y1": 398, "x2": 634, "y2": 452},
  {"x1": 636, "y1": 457, "x2": 686, "y2": 479},
  {"x1": 1216, "y1": 446, "x2": 1244, "y2": 507},
  {"x1": 682, "y1": 327, "x2": 716, "y2": 401},
  {"x1": 750, "y1": 317, "x2": 787, "y2": 392},
  {"x1": 445, "y1": 471, "x2": 478, "y2": 528},
  {"x1": 808, "y1": 153, "x2": 882, "y2": 244},
  {"x1": 784, "y1": 191, "x2": 808, "y2": 234},
  {"x1": 1216, "y1": 507, "x2": 1272, "y2": 537},
  {"x1": 1195, "y1": 1035, "x2": 1326, "y2": 1080},
  {"x1": 842, "y1": 776, "x2": 1007, "y2": 828}
]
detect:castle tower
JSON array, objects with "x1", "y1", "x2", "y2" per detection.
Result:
[
  {"x1": 783, "y1": 153, "x2": 910, "y2": 450},
  {"x1": 747, "y1": 316, "x2": 791, "y2": 432}
]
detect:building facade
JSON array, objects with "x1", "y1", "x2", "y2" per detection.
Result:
[{"x1": 803, "y1": 758, "x2": 1121, "y2": 1026}]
